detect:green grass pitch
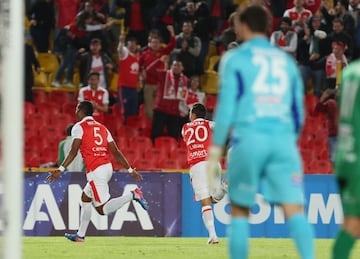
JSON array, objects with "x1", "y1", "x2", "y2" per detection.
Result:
[{"x1": 23, "y1": 237, "x2": 360, "y2": 259}]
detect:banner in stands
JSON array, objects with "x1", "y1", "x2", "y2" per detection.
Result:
[
  {"x1": 23, "y1": 172, "x2": 182, "y2": 237},
  {"x1": 182, "y1": 174, "x2": 342, "y2": 238}
]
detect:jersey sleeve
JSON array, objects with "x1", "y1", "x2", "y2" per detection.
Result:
[
  {"x1": 212, "y1": 52, "x2": 239, "y2": 146},
  {"x1": 106, "y1": 128, "x2": 114, "y2": 142},
  {"x1": 72, "y1": 123, "x2": 83, "y2": 139},
  {"x1": 102, "y1": 89, "x2": 110, "y2": 105},
  {"x1": 181, "y1": 126, "x2": 185, "y2": 138},
  {"x1": 77, "y1": 89, "x2": 84, "y2": 102},
  {"x1": 208, "y1": 121, "x2": 215, "y2": 129}
]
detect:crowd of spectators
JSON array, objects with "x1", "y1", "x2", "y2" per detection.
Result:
[{"x1": 25, "y1": 0, "x2": 360, "y2": 155}]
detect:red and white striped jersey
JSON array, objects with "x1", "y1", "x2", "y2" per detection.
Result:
[
  {"x1": 72, "y1": 116, "x2": 114, "y2": 172},
  {"x1": 181, "y1": 118, "x2": 214, "y2": 167}
]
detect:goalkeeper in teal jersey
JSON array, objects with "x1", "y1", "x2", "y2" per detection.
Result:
[
  {"x1": 333, "y1": 60, "x2": 360, "y2": 259},
  {"x1": 207, "y1": 5, "x2": 314, "y2": 259}
]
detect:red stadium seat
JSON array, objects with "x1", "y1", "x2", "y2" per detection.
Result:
[
  {"x1": 32, "y1": 89, "x2": 47, "y2": 105},
  {"x1": 158, "y1": 158, "x2": 184, "y2": 169},
  {"x1": 300, "y1": 148, "x2": 315, "y2": 164},
  {"x1": 304, "y1": 94, "x2": 319, "y2": 115},
  {"x1": 24, "y1": 154, "x2": 40, "y2": 168},
  {"x1": 313, "y1": 128, "x2": 328, "y2": 140},
  {"x1": 49, "y1": 90, "x2": 71, "y2": 103},
  {"x1": 134, "y1": 159, "x2": 159, "y2": 171},
  {"x1": 122, "y1": 148, "x2": 143, "y2": 162},
  {"x1": 39, "y1": 146, "x2": 58, "y2": 164},
  {"x1": 50, "y1": 113, "x2": 75, "y2": 129},
  {"x1": 24, "y1": 101, "x2": 36, "y2": 120},
  {"x1": 62, "y1": 101, "x2": 78, "y2": 115},
  {"x1": 24, "y1": 127, "x2": 39, "y2": 146},
  {"x1": 115, "y1": 137, "x2": 129, "y2": 150},
  {"x1": 117, "y1": 126, "x2": 140, "y2": 138},
  {"x1": 308, "y1": 160, "x2": 333, "y2": 174},
  {"x1": 27, "y1": 112, "x2": 50, "y2": 128},
  {"x1": 169, "y1": 148, "x2": 188, "y2": 168},
  {"x1": 36, "y1": 102, "x2": 62, "y2": 116},
  {"x1": 104, "y1": 114, "x2": 123, "y2": 137},
  {"x1": 143, "y1": 147, "x2": 169, "y2": 162},
  {"x1": 44, "y1": 125, "x2": 66, "y2": 139},
  {"x1": 130, "y1": 136, "x2": 153, "y2": 150},
  {"x1": 316, "y1": 148, "x2": 329, "y2": 161},
  {"x1": 127, "y1": 115, "x2": 151, "y2": 130},
  {"x1": 154, "y1": 136, "x2": 179, "y2": 152}
]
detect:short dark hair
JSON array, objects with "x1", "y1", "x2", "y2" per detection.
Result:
[
  {"x1": 87, "y1": 71, "x2": 100, "y2": 79},
  {"x1": 191, "y1": 103, "x2": 207, "y2": 119},
  {"x1": 280, "y1": 17, "x2": 292, "y2": 26},
  {"x1": 337, "y1": 0, "x2": 349, "y2": 9},
  {"x1": 90, "y1": 38, "x2": 101, "y2": 44},
  {"x1": 239, "y1": 5, "x2": 269, "y2": 34},
  {"x1": 78, "y1": 101, "x2": 94, "y2": 116},
  {"x1": 332, "y1": 17, "x2": 344, "y2": 26},
  {"x1": 126, "y1": 36, "x2": 137, "y2": 43}
]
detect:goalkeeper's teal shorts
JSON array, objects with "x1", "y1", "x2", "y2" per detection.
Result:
[{"x1": 227, "y1": 133, "x2": 306, "y2": 208}]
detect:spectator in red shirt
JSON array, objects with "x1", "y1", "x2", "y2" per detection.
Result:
[
  {"x1": 117, "y1": 35, "x2": 140, "y2": 123},
  {"x1": 78, "y1": 71, "x2": 109, "y2": 123},
  {"x1": 151, "y1": 56, "x2": 188, "y2": 142},
  {"x1": 139, "y1": 25, "x2": 176, "y2": 120}
]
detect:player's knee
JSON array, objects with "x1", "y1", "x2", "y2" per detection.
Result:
[
  {"x1": 81, "y1": 192, "x2": 92, "y2": 203},
  {"x1": 95, "y1": 205, "x2": 105, "y2": 215}
]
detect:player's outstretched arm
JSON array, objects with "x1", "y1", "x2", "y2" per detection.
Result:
[
  {"x1": 108, "y1": 141, "x2": 143, "y2": 181},
  {"x1": 47, "y1": 138, "x2": 82, "y2": 183}
]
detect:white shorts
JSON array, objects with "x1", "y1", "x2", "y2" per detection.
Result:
[
  {"x1": 189, "y1": 160, "x2": 221, "y2": 201},
  {"x1": 83, "y1": 163, "x2": 113, "y2": 207}
]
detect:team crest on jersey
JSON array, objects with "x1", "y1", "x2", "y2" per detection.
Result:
[{"x1": 291, "y1": 173, "x2": 303, "y2": 186}]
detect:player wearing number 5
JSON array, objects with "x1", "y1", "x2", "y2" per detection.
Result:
[
  {"x1": 47, "y1": 101, "x2": 148, "y2": 242},
  {"x1": 181, "y1": 103, "x2": 226, "y2": 245},
  {"x1": 207, "y1": 5, "x2": 314, "y2": 259}
]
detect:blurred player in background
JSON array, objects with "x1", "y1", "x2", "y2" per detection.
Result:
[
  {"x1": 181, "y1": 103, "x2": 226, "y2": 244},
  {"x1": 47, "y1": 101, "x2": 148, "y2": 242},
  {"x1": 207, "y1": 5, "x2": 314, "y2": 258},
  {"x1": 332, "y1": 60, "x2": 360, "y2": 259},
  {"x1": 58, "y1": 123, "x2": 84, "y2": 172}
]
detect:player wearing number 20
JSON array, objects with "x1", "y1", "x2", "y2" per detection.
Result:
[
  {"x1": 181, "y1": 103, "x2": 226, "y2": 245},
  {"x1": 207, "y1": 5, "x2": 314, "y2": 259}
]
